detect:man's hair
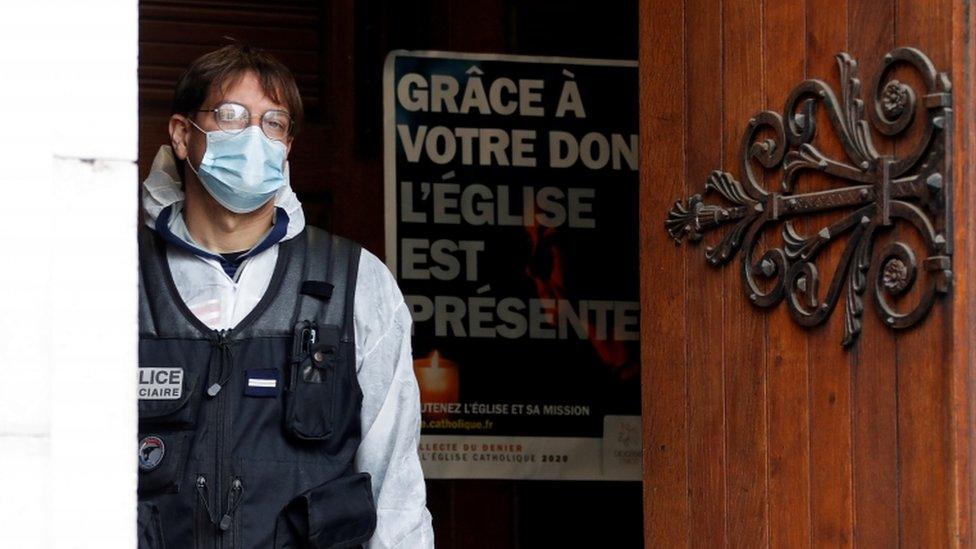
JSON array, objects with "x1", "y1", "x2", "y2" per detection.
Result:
[{"x1": 171, "y1": 44, "x2": 304, "y2": 136}]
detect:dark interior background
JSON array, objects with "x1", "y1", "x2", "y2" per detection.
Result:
[{"x1": 139, "y1": 1, "x2": 640, "y2": 546}]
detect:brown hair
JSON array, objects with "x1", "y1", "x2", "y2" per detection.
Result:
[{"x1": 171, "y1": 44, "x2": 304, "y2": 136}]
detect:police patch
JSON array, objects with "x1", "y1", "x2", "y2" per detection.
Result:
[
  {"x1": 139, "y1": 435, "x2": 165, "y2": 471},
  {"x1": 139, "y1": 367, "x2": 183, "y2": 400}
]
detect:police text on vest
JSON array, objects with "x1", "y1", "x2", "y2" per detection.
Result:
[{"x1": 138, "y1": 367, "x2": 183, "y2": 400}]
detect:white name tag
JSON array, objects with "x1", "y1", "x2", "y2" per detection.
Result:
[
  {"x1": 139, "y1": 367, "x2": 184, "y2": 400},
  {"x1": 248, "y1": 378, "x2": 277, "y2": 388}
]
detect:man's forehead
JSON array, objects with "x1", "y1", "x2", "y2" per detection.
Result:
[{"x1": 205, "y1": 71, "x2": 288, "y2": 112}]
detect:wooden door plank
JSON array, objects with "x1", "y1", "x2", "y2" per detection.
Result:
[
  {"x1": 804, "y1": 1, "x2": 855, "y2": 546},
  {"x1": 762, "y1": 2, "x2": 811, "y2": 545},
  {"x1": 894, "y1": 0, "x2": 953, "y2": 544},
  {"x1": 640, "y1": 0, "x2": 690, "y2": 546},
  {"x1": 721, "y1": 0, "x2": 767, "y2": 545},
  {"x1": 845, "y1": 1, "x2": 900, "y2": 547},
  {"x1": 684, "y1": 0, "x2": 728, "y2": 545},
  {"x1": 949, "y1": 2, "x2": 976, "y2": 545}
]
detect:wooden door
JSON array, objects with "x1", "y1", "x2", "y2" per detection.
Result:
[{"x1": 639, "y1": 0, "x2": 976, "y2": 546}]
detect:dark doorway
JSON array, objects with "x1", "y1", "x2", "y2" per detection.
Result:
[{"x1": 139, "y1": 1, "x2": 640, "y2": 546}]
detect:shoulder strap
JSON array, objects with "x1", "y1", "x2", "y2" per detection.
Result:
[
  {"x1": 138, "y1": 225, "x2": 202, "y2": 339},
  {"x1": 295, "y1": 227, "x2": 361, "y2": 341},
  {"x1": 137, "y1": 226, "x2": 159, "y2": 337},
  {"x1": 328, "y1": 234, "x2": 361, "y2": 343},
  {"x1": 294, "y1": 227, "x2": 333, "y2": 324}
]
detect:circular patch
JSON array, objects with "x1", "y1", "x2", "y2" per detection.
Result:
[{"x1": 139, "y1": 435, "x2": 165, "y2": 471}]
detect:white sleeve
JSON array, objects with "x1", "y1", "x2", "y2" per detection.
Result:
[{"x1": 353, "y1": 250, "x2": 434, "y2": 549}]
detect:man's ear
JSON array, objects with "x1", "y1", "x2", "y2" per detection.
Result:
[{"x1": 168, "y1": 115, "x2": 191, "y2": 160}]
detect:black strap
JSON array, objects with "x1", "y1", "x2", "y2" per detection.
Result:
[
  {"x1": 300, "y1": 281, "x2": 334, "y2": 300},
  {"x1": 137, "y1": 227, "x2": 160, "y2": 337},
  {"x1": 293, "y1": 227, "x2": 361, "y2": 338},
  {"x1": 293, "y1": 227, "x2": 333, "y2": 326},
  {"x1": 324, "y1": 235, "x2": 351, "y2": 334}
]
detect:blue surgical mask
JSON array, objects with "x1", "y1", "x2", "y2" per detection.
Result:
[{"x1": 186, "y1": 122, "x2": 288, "y2": 213}]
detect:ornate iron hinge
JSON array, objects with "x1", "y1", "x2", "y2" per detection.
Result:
[{"x1": 665, "y1": 47, "x2": 952, "y2": 346}]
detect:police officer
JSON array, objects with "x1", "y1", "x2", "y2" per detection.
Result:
[{"x1": 137, "y1": 44, "x2": 434, "y2": 548}]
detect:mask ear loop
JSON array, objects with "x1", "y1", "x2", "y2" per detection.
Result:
[
  {"x1": 183, "y1": 118, "x2": 207, "y2": 179},
  {"x1": 186, "y1": 118, "x2": 207, "y2": 134},
  {"x1": 185, "y1": 157, "x2": 201, "y2": 179}
]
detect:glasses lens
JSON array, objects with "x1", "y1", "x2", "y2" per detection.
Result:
[
  {"x1": 262, "y1": 110, "x2": 292, "y2": 141},
  {"x1": 214, "y1": 103, "x2": 249, "y2": 133}
]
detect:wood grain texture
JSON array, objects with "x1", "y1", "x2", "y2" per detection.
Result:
[
  {"x1": 846, "y1": 1, "x2": 900, "y2": 546},
  {"x1": 804, "y1": 3, "x2": 855, "y2": 546},
  {"x1": 895, "y1": 0, "x2": 954, "y2": 545},
  {"x1": 641, "y1": 0, "x2": 974, "y2": 546},
  {"x1": 685, "y1": 0, "x2": 727, "y2": 545},
  {"x1": 762, "y1": 2, "x2": 811, "y2": 545},
  {"x1": 640, "y1": 0, "x2": 690, "y2": 544},
  {"x1": 949, "y1": 2, "x2": 976, "y2": 546},
  {"x1": 721, "y1": 0, "x2": 768, "y2": 546}
]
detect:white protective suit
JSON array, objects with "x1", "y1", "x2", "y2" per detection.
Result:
[{"x1": 141, "y1": 145, "x2": 434, "y2": 548}]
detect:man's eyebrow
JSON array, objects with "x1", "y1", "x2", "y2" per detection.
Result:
[{"x1": 211, "y1": 98, "x2": 290, "y2": 114}]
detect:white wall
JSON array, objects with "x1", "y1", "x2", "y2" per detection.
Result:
[{"x1": 0, "y1": 1, "x2": 138, "y2": 547}]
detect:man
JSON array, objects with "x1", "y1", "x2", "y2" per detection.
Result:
[{"x1": 136, "y1": 44, "x2": 433, "y2": 548}]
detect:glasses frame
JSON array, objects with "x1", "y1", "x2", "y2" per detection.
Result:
[{"x1": 194, "y1": 101, "x2": 294, "y2": 141}]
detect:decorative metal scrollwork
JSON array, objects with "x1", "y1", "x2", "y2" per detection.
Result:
[{"x1": 665, "y1": 47, "x2": 952, "y2": 346}]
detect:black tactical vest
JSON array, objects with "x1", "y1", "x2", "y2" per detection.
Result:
[{"x1": 136, "y1": 225, "x2": 377, "y2": 549}]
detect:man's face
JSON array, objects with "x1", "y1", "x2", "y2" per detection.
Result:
[{"x1": 168, "y1": 70, "x2": 294, "y2": 176}]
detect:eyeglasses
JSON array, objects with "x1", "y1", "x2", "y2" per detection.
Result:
[{"x1": 196, "y1": 101, "x2": 293, "y2": 141}]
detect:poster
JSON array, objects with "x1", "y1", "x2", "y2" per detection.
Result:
[{"x1": 383, "y1": 50, "x2": 640, "y2": 480}]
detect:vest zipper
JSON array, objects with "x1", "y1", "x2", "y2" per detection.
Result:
[
  {"x1": 219, "y1": 477, "x2": 244, "y2": 532},
  {"x1": 195, "y1": 474, "x2": 218, "y2": 524},
  {"x1": 196, "y1": 472, "x2": 245, "y2": 548},
  {"x1": 207, "y1": 329, "x2": 234, "y2": 397},
  {"x1": 195, "y1": 474, "x2": 217, "y2": 549},
  {"x1": 212, "y1": 329, "x2": 231, "y2": 549}
]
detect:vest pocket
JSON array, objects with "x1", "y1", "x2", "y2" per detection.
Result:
[
  {"x1": 274, "y1": 472, "x2": 377, "y2": 548},
  {"x1": 283, "y1": 322, "x2": 339, "y2": 441},
  {"x1": 138, "y1": 372, "x2": 199, "y2": 428},
  {"x1": 137, "y1": 501, "x2": 167, "y2": 549},
  {"x1": 138, "y1": 373, "x2": 200, "y2": 496}
]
